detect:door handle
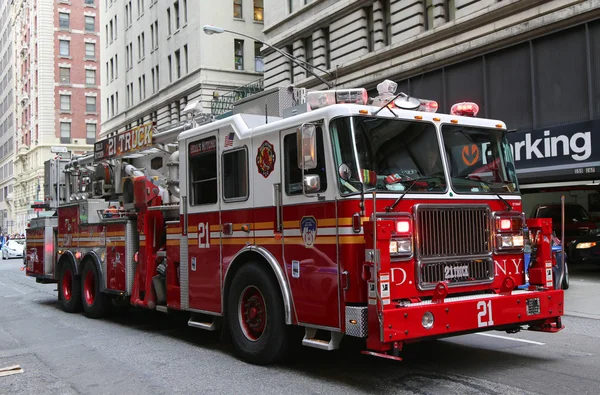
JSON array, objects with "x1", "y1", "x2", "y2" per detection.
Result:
[{"x1": 222, "y1": 223, "x2": 233, "y2": 235}]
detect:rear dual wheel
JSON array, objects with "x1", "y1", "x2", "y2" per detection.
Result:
[
  {"x1": 81, "y1": 261, "x2": 109, "y2": 318},
  {"x1": 58, "y1": 263, "x2": 82, "y2": 313}
]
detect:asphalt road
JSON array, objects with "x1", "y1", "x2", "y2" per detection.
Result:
[{"x1": 1, "y1": 257, "x2": 600, "y2": 395}]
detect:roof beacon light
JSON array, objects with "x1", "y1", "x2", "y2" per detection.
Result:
[
  {"x1": 451, "y1": 102, "x2": 480, "y2": 117},
  {"x1": 307, "y1": 88, "x2": 368, "y2": 110},
  {"x1": 418, "y1": 99, "x2": 439, "y2": 113}
]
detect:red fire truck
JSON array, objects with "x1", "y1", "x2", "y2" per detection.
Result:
[{"x1": 26, "y1": 81, "x2": 564, "y2": 364}]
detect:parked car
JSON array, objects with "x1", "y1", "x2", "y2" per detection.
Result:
[
  {"x1": 2, "y1": 239, "x2": 24, "y2": 259},
  {"x1": 530, "y1": 203, "x2": 600, "y2": 265}
]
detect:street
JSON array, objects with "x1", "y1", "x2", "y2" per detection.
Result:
[{"x1": 1, "y1": 257, "x2": 600, "y2": 395}]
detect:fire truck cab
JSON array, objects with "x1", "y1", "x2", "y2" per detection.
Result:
[{"x1": 26, "y1": 81, "x2": 564, "y2": 364}]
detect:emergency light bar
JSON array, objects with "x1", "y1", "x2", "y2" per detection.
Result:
[
  {"x1": 451, "y1": 102, "x2": 479, "y2": 117},
  {"x1": 307, "y1": 89, "x2": 369, "y2": 110}
]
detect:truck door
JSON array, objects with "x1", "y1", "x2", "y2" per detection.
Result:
[
  {"x1": 185, "y1": 133, "x2": 222, "y2": 314},
  {"x1": 220, "y1": 127, "x2": 254, "y2": 283},
  {"x1": 280, "y1": 125, "x2": 340, "y2": 329}
]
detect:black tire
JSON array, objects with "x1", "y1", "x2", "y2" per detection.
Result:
[
  {"x1": 227, "y1": 262, "x2": 288, "y2": 365},
  {"x1": 562, "y1": 261, "x2": 570, "y2": 290},
  {"x1": 58, "y1": 262, "x2": 82, "y2": 313},
  {"x1": 81, "y1": 261, "x2": 108, "y2": 318}
]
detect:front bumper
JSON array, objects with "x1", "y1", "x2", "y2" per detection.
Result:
[{"x1": 382, "y1": 289, "x2": 563, "y2": 343}]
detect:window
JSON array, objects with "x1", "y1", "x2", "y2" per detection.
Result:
[
  {"x1": 60, "y1": 122, "x2": 71, "y2": 143},
  {"x1": 85, "y1": 42, "x2": 95, "y2": 59},
  {"x1": 151, "y1": 68, "x2": 156, "y2": 93},
  {"x1": 184, "y1": 44, "x2": 188, "y2": 74},
  {"x1": 183, "y1": 0, "x2": 188, "y2": 23},
  {"x1": 86, "y1": 96, "x2": 97, "y2": 112},
  {"x1": 167, "y1": 8, "x2": 171, "y2": 35},
  {"x1": 234, "y1": 39, "x2": 244, "y2": 70},
  {"x1": 283, "y1": 128, "x2": 327, "y2": 195},
  {"x1": 153, "y1": 21, "x2": 158, "y2": 48},
  {"x1": 86, "y1": 123, "x2": 96, "y2": 144},
  {"x1": 59, "y1": 67, "x2": 70, "y2": 83},
  {"x1": 175, "y1": 49, "x2": 181, "y2": 78},
  {"x1": 174, "y1": 1, "x2": 180, "y2": 30},
  {"x1": 110, "y1": 58, "x2": 114, "y2": 80},
  {"x1": 445, "y1": 0, "x2": 455, "y2": 21},
  {"x1": 59, "y1": 40, "x2": 70, "y2": 56},
  {"x1": 60, "y1": 94, "x2": 71, "y2": 111},
  {"x1": 59, "y1": 12, "x2": 70, "y2": 29},
  {"x1": 223, "y1": 148, "x2": 248, "y2": 201},
  {"x1": 254, "y1": 0, "x2": 263, "y2": 21},
  {"x1": 189, "y1": 137, "x2": 218, "y2": 205},
  {"x1": 288, "y1": 0, "x2": 292, "y2": 14},
  {"x1": 234, "y1": 0, "x2": 242, "y2": 18},
  {"x1": 424, "y1": 0, "x2": 434, "y2": 30},
  {"x1": 86, "y1": 69, "x2": 95, "y2": 85},
  {"x1": 85, "y1": 16, "x2": 95, "y2": 32},
  {"x1": 168, "y1": 55, "x2": 172, "y2": 81},
  {"x1": 150, "y1": 23, "x2": 154, "y2": 49},
  {"x1": 109, "y1": 20, "x2": 114, "y2": 41},
  {"x1": 114, "y1": 15, "x2": 118, "y2": 38},
  {"x1": 254, "y1": 42, "x2": 264, "y2": 72},
  {"x1": 115, "y1": 54, "x2": 118, "y2": 78},
  {"x1": 85, "y1": 0, "x2": 95, "y2": 4}
]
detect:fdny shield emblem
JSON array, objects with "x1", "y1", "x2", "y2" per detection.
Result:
[
  {"x1": 300, "y1": 216, "x2": 317, "y2": 248},
  {"x1": 256, "y1": 140, "x2": 276, "y2": 178}
]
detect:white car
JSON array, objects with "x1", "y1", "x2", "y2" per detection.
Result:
[{"x1": 2, "y1": 239, "x2": 24, "y2": 259}]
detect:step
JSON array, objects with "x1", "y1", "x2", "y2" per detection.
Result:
[
  {"x1": 155, "y1": 305, "x2": 168, "y2": 313},
  {"x1": 301, "y1": 328, "x2": 343, "y2": 351}
]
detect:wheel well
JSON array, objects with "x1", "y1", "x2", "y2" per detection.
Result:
[
  {"x1": 79, "y1": 254, "x2": 102, "y2": 278},
  {"x1": 56, "y1": 254, "x2": 77, "y2": 278},
  {"x1": 223, "y1": 250, "x2": 292, "y2": 325}
]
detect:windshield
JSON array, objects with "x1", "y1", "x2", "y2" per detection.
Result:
[
  {"x1": 442, "y1": 125, "x2": 519, "y2": 194},
  {"x1": 330, "y1": 116, "x2": 447, "y2": 194},
  {"x1": 538, "y1": 206, "x2": 591, "y2": 223},
  {"x1": 9, "y1": 240, "x2": 24, "y2": 246}
]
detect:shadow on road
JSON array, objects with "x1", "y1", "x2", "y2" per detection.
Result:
[{"x1": 570, "y1": 263, "x2": 600, "y2": 281}]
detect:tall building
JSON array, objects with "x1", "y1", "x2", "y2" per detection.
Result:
[
  {"x1": 264, "y1": 0, "x2": 600, "y2": 217},
  {"x1": 0, "y1": 1, "x2": 15, "y2": 235},
  {"x1": 101, "y1": 0, "x2": 264, "y2": 137},
  {"x1": 12, "y1": 0, "x2": 102, "y2": 233}
]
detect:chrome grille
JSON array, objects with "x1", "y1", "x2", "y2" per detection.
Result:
[
  {"x1": 419, "y1": 259, "x2": 493, "y2": 288},
  {"x1": 416, "y1": 206, "x2": 490, "y2": 258}
]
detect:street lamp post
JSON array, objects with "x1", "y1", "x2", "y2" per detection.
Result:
[{"x1": 202, "y1": 25, "x2": 334, "y2": 89}]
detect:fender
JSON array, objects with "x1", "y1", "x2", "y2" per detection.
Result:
[
  {"x1": 80, "y1": 250, "x2": 104, "y2": 279},
  {"x1": 56, "y1": 251, "x2": 78, "y2": 277},
  {"x1": 224, "y1": 245, "x2": 294, "y2": 325}
]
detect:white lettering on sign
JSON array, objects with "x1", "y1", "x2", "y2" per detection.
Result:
[
  {"x1": 477, "y1": 300, "x2": 494, "y2": 327},
  {"x1": 494, "y1": 259, "x2": 523, "y2": 276},
  {"x1": 445, "y1": 265, "x2": 469, "y2": 280},
  {"x1": 507, "y1": 130, "x2": 591, "y2": 162},
  {"x1": 197, "y1": 222, "x2": 210, "y2": 249},
  {"x1": 391, "y1": 267, "x2": 407, "y2": 286}
]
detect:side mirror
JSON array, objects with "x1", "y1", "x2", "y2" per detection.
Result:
[
  {"x1": 303, "y1": 174, "x2": 320, "y2": 193},
  {"x1": 297, "y1": 123, "x2": 317, "y2": 170},
  {"x1": 338, "y1": 164, "x2": 352, "y2": 181}
]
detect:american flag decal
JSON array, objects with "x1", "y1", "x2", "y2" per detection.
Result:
[{"x1": 224, "y1": 132, "x2": 235, "y2": 147}]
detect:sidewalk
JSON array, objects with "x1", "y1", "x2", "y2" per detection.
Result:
[{"x1": 564, "y1": 265, "x2": 600, "y2": 320}]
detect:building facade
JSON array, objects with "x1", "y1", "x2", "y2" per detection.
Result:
[
  {"x1": 12, "y1": 0, "x2": 102, "y2": 233},
  {"x1": 0, "y1": 1, "x2": 15, "y2": 235},
  {"x1": 264, "y1": 0, "x2": 600, "y2": 217},
  {"x1": 100, "y1": 0, "x2": 265, "y2": 137}
]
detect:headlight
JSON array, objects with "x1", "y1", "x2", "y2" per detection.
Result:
[
  {"x1": 496, "y1": 235, "x2": 524, "y2": 249},
  {"x1": 390, "y1": 238, "x2": 412, "y2": 256},
  {"x1": 576, "y1": 241, "x2": 597, "y2": 249}
]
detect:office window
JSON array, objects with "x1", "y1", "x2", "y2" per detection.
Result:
[
  {"x1": 85, "y1": 16, "x2": 95, "y2": 32},
  {"x1": 109, "y1": 20, "x2": 114, "y2": 41},
  {"x1": 86, "y1": 96, "x2": 97, "y2": 112},
  {"x1": 234, "y1": 0, "x2": 242, "y2": 18},
  {"x1": 110, "y1": 58, "x2": 114, "y2": 80},
  {"x1": 85, "y1": 0, "x2": 94, "y2": 4},
  {"x1": 85, "y1": 42, "x2": 95, "y2": 59},
  {"x1": 223, "y1": 148, "x2": 248, "y2": 201},
  {"x1": 183, "y1": 0, "x2": 188, "y2": 23},
  {"x1": 125, "y1": 4, "x2": 129, "y2": 26},
  {"x1": 151, "y1": 68, "x2": 156, "y2": 93},
  {"x1": 105, "y1": 24, "x2": 109, "y2": 45},
  {"x1": 254, "y1": 0, "x2": 263, "y2": 21},
  {"x1": 59, "y1": 40, "x2": 70, "y2": 56},
  {"x1": 184, "y1": 44, "x2": 188, "y2": 74},
  {"x1": 154, "y1": 21, "x2": 158, "y2": 48},
  {"x1": 115, "y1": 54, "x2": 118, "y2": 78},
  {"x1": 189, "y1": 136, "x2": 217, "y2": 205},
  {"x1": 150, "y1": 24, "x2": 154, "y2": 49},
  {"x1": 254, "y1": 42, "x2": 263, "y2": 72},
  {"x1": 60, "y1": 94, "x2": 71, "y2": 111},
  {"x1": 234, "y1": 39, "x2": 244, "y2": 70},
  {"x1": 167, "y1": 8, "x2": 171, "y2": 34},
  {"x1": 175, "y1": 49, "x2": 181, "y2": 78},
  {"x1": 59, "y1": 12, "x2": 70, "y2": 29},
  {"x1": 174, "y1": 1, "x2": 180, "y2": 30},
  {"x1": 168, "y1": 55, "x2": 172, "y2": 82},
  {"x1": 86, "y1": 123, "x2": 96, "y2": 144},
  {"x1": 114, "y1": 16, "x2": 118, "y2": 38},
  {"x1": 424, "y1": 0, "x2": 434, "y2": 30},
  {"x1": 60, "y1": 122, "x2": 71, "y2": 144},
  {"x1": 59, "y1": 67, "x2": 70, "y2": 83},
  {"x1": 86, "y1": 69, "x2": 96, "y2": 85}
]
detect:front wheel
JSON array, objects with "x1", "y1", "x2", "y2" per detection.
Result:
[
  {"x1": 81, "y1": 261, "x2": 108, "y2": 318},
  {"x1": 58, "y1": 263, "x2": 82, "y2": 313},
  {"x1": 227, "y1": 263, "x2": 288, "y2": 365}
]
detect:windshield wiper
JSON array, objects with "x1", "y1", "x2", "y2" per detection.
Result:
[
  {"x1": 462, "y1": 176, "x2": 513, "y2": 211},
  {"x1": 386, "y1": 175, "x2": 442, "y2": 212}
]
